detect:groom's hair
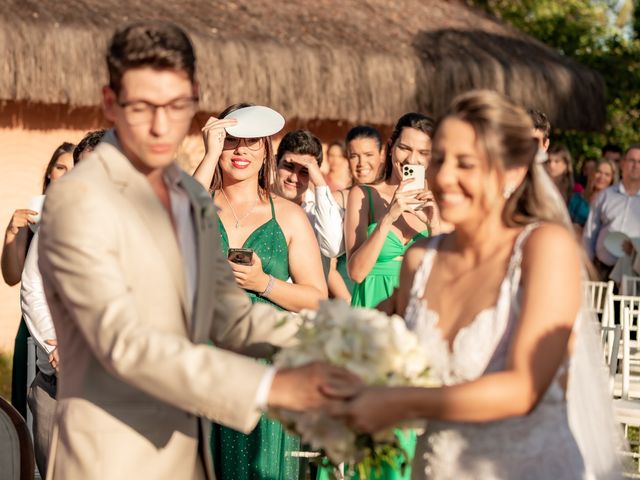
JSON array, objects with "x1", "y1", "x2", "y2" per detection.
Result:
[{"x1": 106, "y1": 21, "x2": 196, "y2": 95}]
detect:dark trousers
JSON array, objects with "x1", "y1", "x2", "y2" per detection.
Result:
[
  {"x1": 10, "y1": 319, "x2": 29, "y2": 418},
  {"x1": 27, "y1": 371, "x2": 57, "y2": 477}
]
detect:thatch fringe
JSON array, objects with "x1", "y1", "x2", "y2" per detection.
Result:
[{"x1": 0, "y1": 0, "x2": 606, "y2": 130}]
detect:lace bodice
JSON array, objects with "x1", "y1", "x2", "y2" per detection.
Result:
[
  {"x1": 405, "y1": 225, "x2": 586, "y2": 480},
  {"x1": 405, "y1": 225, "x2": 549, "y2": 385}
]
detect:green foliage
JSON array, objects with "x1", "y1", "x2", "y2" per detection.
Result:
[
  {"x1": 468, "y1": 0, "x2": 640, "y2": 160},
  {"x1": 315, "y1": 433, "x2": 409, "y2": 480}
]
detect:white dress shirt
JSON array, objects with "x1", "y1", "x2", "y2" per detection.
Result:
[
  {"x1": 21, "y1": 231, "x2": 56, "y2": 376},
  {"x1": 301, "y1": 185, "x2": 345, "y2": 258},
  {"x1": 583, "y1": 182, "x2": 640, "y2": 266}
]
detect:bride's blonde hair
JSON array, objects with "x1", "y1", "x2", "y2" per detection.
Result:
[{"x1": 442, "y1": 90, "x2": 571, "y2": 230}]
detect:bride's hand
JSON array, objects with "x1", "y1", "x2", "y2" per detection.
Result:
[{"x1": 329, "y1": 386, "x2": 405, "y2": 433}]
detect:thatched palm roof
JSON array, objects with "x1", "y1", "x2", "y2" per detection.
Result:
[{"x1": 0, "y1": 0, "x2": 605, "y2": 130}]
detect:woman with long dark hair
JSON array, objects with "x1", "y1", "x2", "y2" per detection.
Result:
[
  {"x1": 194, "y1": 103, "x2": 326, "y2": 480},
  {"x1": 326, "y1": 114, "x2": 438, "y2": 480},
  {"x1": 545, "y1": 144, "x2": 575, "y2": 202},
  {"x1": 568, "y1": 158, "x2": 617, "y2": 231},
  {"x1": 345, "y1": 113, "x2": 438, "y2": 309},
  {"x1": 2, "y1": 142, "x2": 75, "y2": 419}
]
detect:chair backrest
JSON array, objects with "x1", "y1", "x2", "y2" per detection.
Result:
[
  {"x1": 0, "y1": 395, "x2": 34, "y2": 480},
  {"x1": 601, "y1": 323, "x2": 622, "y2": 394},
  {"x1": 622, "y1": 274, "x2": 640, "y2": 296},
  {"x1": 620, "y1": 307, "x2": 636, "y2": 400},
  {"x1": 585, "y1": 280, "x2": 614, "y2": 321},
  {"x1": 607, "y1": 294, "x2": 640, "y2": 331}
]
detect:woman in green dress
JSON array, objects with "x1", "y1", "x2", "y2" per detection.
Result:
[
  {"x1": 339, "y1": 113, "x2": 439, "y2": 480},
  {"x1": 327, "y1": 126, "x2": 387, "y2": 303},
  {"x1": 193, "y1": 103, "x2": 327, "y2": 480}
]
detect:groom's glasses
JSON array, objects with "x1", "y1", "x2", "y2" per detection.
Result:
[{"x1": 118, "y1": 96, "x2": 199, "y2": 126}]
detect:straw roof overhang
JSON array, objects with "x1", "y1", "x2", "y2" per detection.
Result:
[{"x1": 0, "y1": 0, "x2": 606, "y2": 130}]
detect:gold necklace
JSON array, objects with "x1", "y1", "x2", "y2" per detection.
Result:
[{"x1": 221, "y1": 188, "x2": 258, "y2": 228}]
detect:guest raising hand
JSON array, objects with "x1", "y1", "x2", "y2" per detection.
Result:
[
  {"x1": 2, "y1": 142, "x2": 75, "y2": 420},
  {"x1": 323, "y1": 114, "x2": 437, "y2": 480},
  {"x1": 194, "y1": 103, "x2": 327, "y2": 480},
  {"x1": 275, "y1": 129, "x2": 344, "y2": 262},
  {"x1": 345, "y1": 114, "x2": 438, "y2": 310}
]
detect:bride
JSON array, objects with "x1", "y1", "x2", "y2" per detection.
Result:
[{"x1": 333, "y1": 90, "x2": 623, "y2": 479}]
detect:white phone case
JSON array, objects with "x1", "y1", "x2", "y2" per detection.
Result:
[{"x1": 402, "y1": 164, "x2": 425, "y2": 191}]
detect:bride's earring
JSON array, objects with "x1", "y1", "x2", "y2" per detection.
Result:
[{"x1": 503, "y1": 184, "x2": 515, "y2": 199}]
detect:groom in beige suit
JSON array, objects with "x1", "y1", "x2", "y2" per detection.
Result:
[{"x1": 38, "y1": 21, "x2": 355, "y2": 479}]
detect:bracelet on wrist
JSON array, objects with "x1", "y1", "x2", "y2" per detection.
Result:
[{"x1": 259, "y1": 274, "x2": 275, "y2": 297}]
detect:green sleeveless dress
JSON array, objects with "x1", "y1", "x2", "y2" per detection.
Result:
[
  {"x1": 210, "y1": 195, "x2": 301, "y2": 479},
  {"x1": 350, "y1": 185, "x2": 429, "y2": 309},
  {"x1": 318, "y1": 185, "x2": 428, "y2": 480}
]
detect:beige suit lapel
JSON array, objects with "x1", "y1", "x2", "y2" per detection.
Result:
[
  {"x1": 97, "y1": 131, "x2": 190, "y2": 324},
  {"x1": 180, "y1": 172, "x2": 217, "y2": 340}
]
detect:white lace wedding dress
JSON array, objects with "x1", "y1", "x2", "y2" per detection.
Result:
[{"x1": 404, "y1": 226, "x2": 588, "y2": 479}]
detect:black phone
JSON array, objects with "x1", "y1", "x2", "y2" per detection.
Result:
[{"x1": 227, "y1": 248, "x2": 254, "y2": 265}]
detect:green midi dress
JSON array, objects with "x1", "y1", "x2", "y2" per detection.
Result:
[
  {"x1": 319, "y1": 185, "x2": 428, "y2": 480},
  {"x1": 210, "y1": 196, "x2": 301, "y2": 480}
]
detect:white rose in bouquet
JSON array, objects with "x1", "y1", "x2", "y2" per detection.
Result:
[{"x1": 270, "y1": 299, "x2": 436, "y2": 476}]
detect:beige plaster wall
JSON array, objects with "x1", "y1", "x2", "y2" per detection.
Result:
[
  {"x1": 0, "y1": 126, "x2": 207, "y2": 352},
  {"x1": 0, "y1": 127, "x2": 91, "y2": 350}
]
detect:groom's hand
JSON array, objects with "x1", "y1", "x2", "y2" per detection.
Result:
[{"x1": 267, "y1": 362, "x2": 362, "y2": 411}]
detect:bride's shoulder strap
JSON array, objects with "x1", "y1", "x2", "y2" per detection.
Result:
[
  {"x1": 508, "y1": 223, "x2": 540, "y2": 269},
  {"x1": 505, "y1": 223, "x2": 541, "y2": 295}
]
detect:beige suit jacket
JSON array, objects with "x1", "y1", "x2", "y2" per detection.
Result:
[{"x1": 38, "y1": 131, "x2": 298, "y2": 480}]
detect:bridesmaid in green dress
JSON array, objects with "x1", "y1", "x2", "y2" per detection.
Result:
[
  {"x1": 327, "y1": 128, "x2": 388, "y2": 304},
  {"x1": 338, "y1": 113, "x2": 439, "y2": 480},
  {"x1": 193, "y1": 103, "x2": 327, "y2": 480}
]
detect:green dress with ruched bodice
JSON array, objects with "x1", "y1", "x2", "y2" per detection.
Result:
[
  {"x1": 210, "y1": 196, "x2": 301, "y2": 480},
  {"x1": 319, "y1": 185, "x2": 428, "y2": 480},
  {"x1": 351, "y1": 185, "x2": 428, "y2": 309}
]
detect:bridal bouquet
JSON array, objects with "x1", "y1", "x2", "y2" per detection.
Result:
[{"x1": 271, "y1": 300, "x2": 435, "y2": 477}]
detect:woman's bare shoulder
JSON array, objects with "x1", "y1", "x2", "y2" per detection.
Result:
[{"x1": 522, "y1": 223, "x2": 578, "y2": 263}]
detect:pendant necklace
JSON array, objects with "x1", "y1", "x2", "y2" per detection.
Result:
[{"x1": 221, "y1": 188, "x2": 258, "y2": 228}]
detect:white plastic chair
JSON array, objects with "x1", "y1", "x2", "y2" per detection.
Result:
[
  {"x1": 585, "y1": 280, "x2": 615, "y2": 323},
  {"x1": 613, "y1": 308, "x2": 640, "y2": 476},
  {"x1": 601, "y1": 323, "x2": 622, "y2": 394},
  {"x1": 607, "y1": 295, "x2": 640, "y2": 354},
  {"x1": 622, "y1": 275, "x2": 640, "y2": 297}
]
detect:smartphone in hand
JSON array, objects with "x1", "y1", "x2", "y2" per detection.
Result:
[
  {"x1": 228, "y1": 248, "x2": 254, "y2": 265},
  {"x1": 402, "y1": 164, "x2": 425, "y2": 191},
  {"x1": 402, "y1": 164, "x2": 426, "y2": 210}
]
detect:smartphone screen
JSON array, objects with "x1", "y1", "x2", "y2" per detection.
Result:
[
  {"x1": 402, "y1": 164, "x2": 425, "y2": 191},
  {"x1": 228, "y1": 248, "x2": 254, "y2": 265}
]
